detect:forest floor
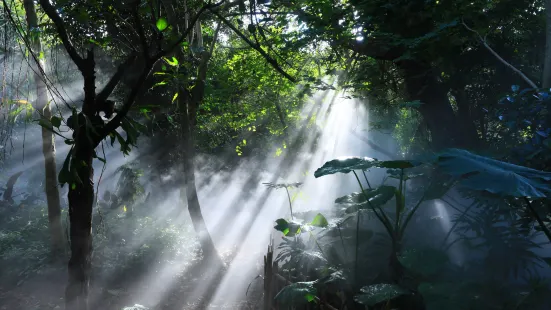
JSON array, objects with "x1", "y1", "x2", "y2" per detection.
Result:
[{"x1": 0, "y1": 248, "x2": 265, "y2": 310}]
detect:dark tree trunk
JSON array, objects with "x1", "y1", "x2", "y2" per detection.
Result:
[
  {"x1": 65, "y1": 145, "x2": 94, "y2": 310},
  {"x1": 453, "y1": 89, "x2": 480, "y2": 150},
  {"x1": 397, "y1": 60, "x2": 468, "y2": 150},
  {"x1": 64, "y1": 56, "x2": 97, "y2": 310}
]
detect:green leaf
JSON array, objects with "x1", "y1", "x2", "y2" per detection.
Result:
[
  {"x1": 335, "y1": 185, "x2": 396, "y2": 212},
  {"x1": 310, "y1": 213, "x2": 329, "y2": 228},
  {"x1": 435, "y1": 148, "x2": 551, "y2": 198},
  {"x1": 354, "y1": 284, "x2": 409, "y2": 306},
  {"x1": 156, "y1": 17, "x2": 168, "y2": 31},
  {"x1": 163, "y1": 56, "x2": 178, "y2": 67},
  {"x1": 172, "y1": 92, "x2": 179, "y2": 103},
  {"x1": 50, "y1": 116, "x2": 62, "y2": 128},
  {"x1": 274, "y1": 218, "x2": 303, "y2": 236},
  {"x1": 274, "y1": 281, "x2": 317, "y2": 307},
  {"x1": 314, "y1": 157, "x2": 378, "y2": 178}
]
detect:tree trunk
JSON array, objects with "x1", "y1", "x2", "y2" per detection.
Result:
[
  {"x1": 65, "y1": 148, "x2": 94, "y2": 310},
  {"x1": 396, "y1": 60, "x2": 467, "y2": 150},
  {"x1": 64, "y1": 56, "x2": 97, "y2": 310},
  {"x1": 453, "y1": 89, "x2": 480, "y2": 149},
  {"x1": 178, "y1": 93, "x2": 222, "y2": 266},
  {"x1": 543, "y1": 0, "x2": 551, "y2": 88},
  {"x1": 23, "y1": 0, "x2": 65, "y2": 256}
]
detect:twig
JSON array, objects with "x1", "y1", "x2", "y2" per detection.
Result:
[
  {"x1": 462, "y1": 19, "x2": 538, "y2": 89},
  {"x1": 209, "y1": 8, "x2": 296, "y2": 83}
]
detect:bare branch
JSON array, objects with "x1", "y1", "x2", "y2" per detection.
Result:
[
  {"x1": 210, "y1": 9, "x2": 296, "y2": 83},
  {"x1": 38, "y1": 0, "x2": 87, "y2": 71},
  {"x1": 462, "y1": 20, "x2": 538, "y2": 89}
]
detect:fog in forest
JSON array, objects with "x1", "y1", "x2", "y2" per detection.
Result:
[{"x1": 2, "y1": 1, "x2": 551, "y2": 310}]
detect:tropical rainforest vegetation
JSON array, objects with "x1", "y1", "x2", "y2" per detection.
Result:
[{"x1": 0, "y1": 0, "x2": 551, "y2": 309}]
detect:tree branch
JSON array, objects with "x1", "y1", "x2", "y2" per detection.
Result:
[
  {"x1": 132, "y1": 2, "x2": 150, "y2": 64},
  {"x1": 462, "y1": 20, "x2": 538, "y2": 89},
  {"x1": 97, "y1": 62, "x2": 154, "y2": 145},
  {"x1": 95, "y1": 53, "x2": 139, "y2": 104},
  {"x1": 38, "y1": 0, "x2": 87, "y2": 71},
  {"x1": 210, "y1": 9, "x2": 296, "y2": 83},
  {"x1": 99, "y1": 1, "x2": 222, "y2": 143},
  {"x1": 156, "y1": 1, "x2": 224, "y2": 59}
]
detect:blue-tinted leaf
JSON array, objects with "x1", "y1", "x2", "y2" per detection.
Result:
[{"x1": 435, "y1": 148, "x2": 551, "y2": 198}]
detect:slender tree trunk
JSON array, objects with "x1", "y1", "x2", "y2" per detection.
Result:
[
  {"x1": 23, "y1": 0, "x2": 65, "y2": 255},
  {"x1": 178, "y1": 93, "x2": 222, "y2": 266},
  {"x1": 173, "y1": 10, "x2": 222, "y2": 265},
  {"x1": 543, "y1": 0, "x2": 551, "y2": 88}
]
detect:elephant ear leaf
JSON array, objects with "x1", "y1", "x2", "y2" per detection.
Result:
[
  {"x1": 376, "y1": 160, "x2": 422, "y2": 169},
  {"x1": 335, "y1": 185, "x2": 396, "y2": 212},
  {"x1": 435, "y1": 148, "x2": 551, "y2": 198},
  {"x1": 314, "y1": 157, "x2": 378, "y2": 178},
  {"x1": 354, "y1": 284, "x2": 409, "y2": 306},
  {"x1": 274, "y1": 281, "x2": 317, "y2": 307}
]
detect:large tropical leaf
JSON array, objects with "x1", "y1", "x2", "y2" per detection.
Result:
[
  {"x1": 274, "y1": 281, "x2": 317, "y2": 306},
  {"x1": 354, "y1": 283, "x2": 409, "y2": 306},
  {"x1": 314, "y1": 157, "x2": 378, "y2": 177},
  {"x1": 335, "y1": 185, "x2": 396, "y2": 212},
  {"x1": 315, "y1": 157, "x2": 422, "y2": 178},
  {"x1": 435, "y1": 148, "x2": 551, "y2": 198}
]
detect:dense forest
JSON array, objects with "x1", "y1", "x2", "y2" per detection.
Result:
[{"x1": 1, "y1": 0, "x2": 551, "y2": 309}]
